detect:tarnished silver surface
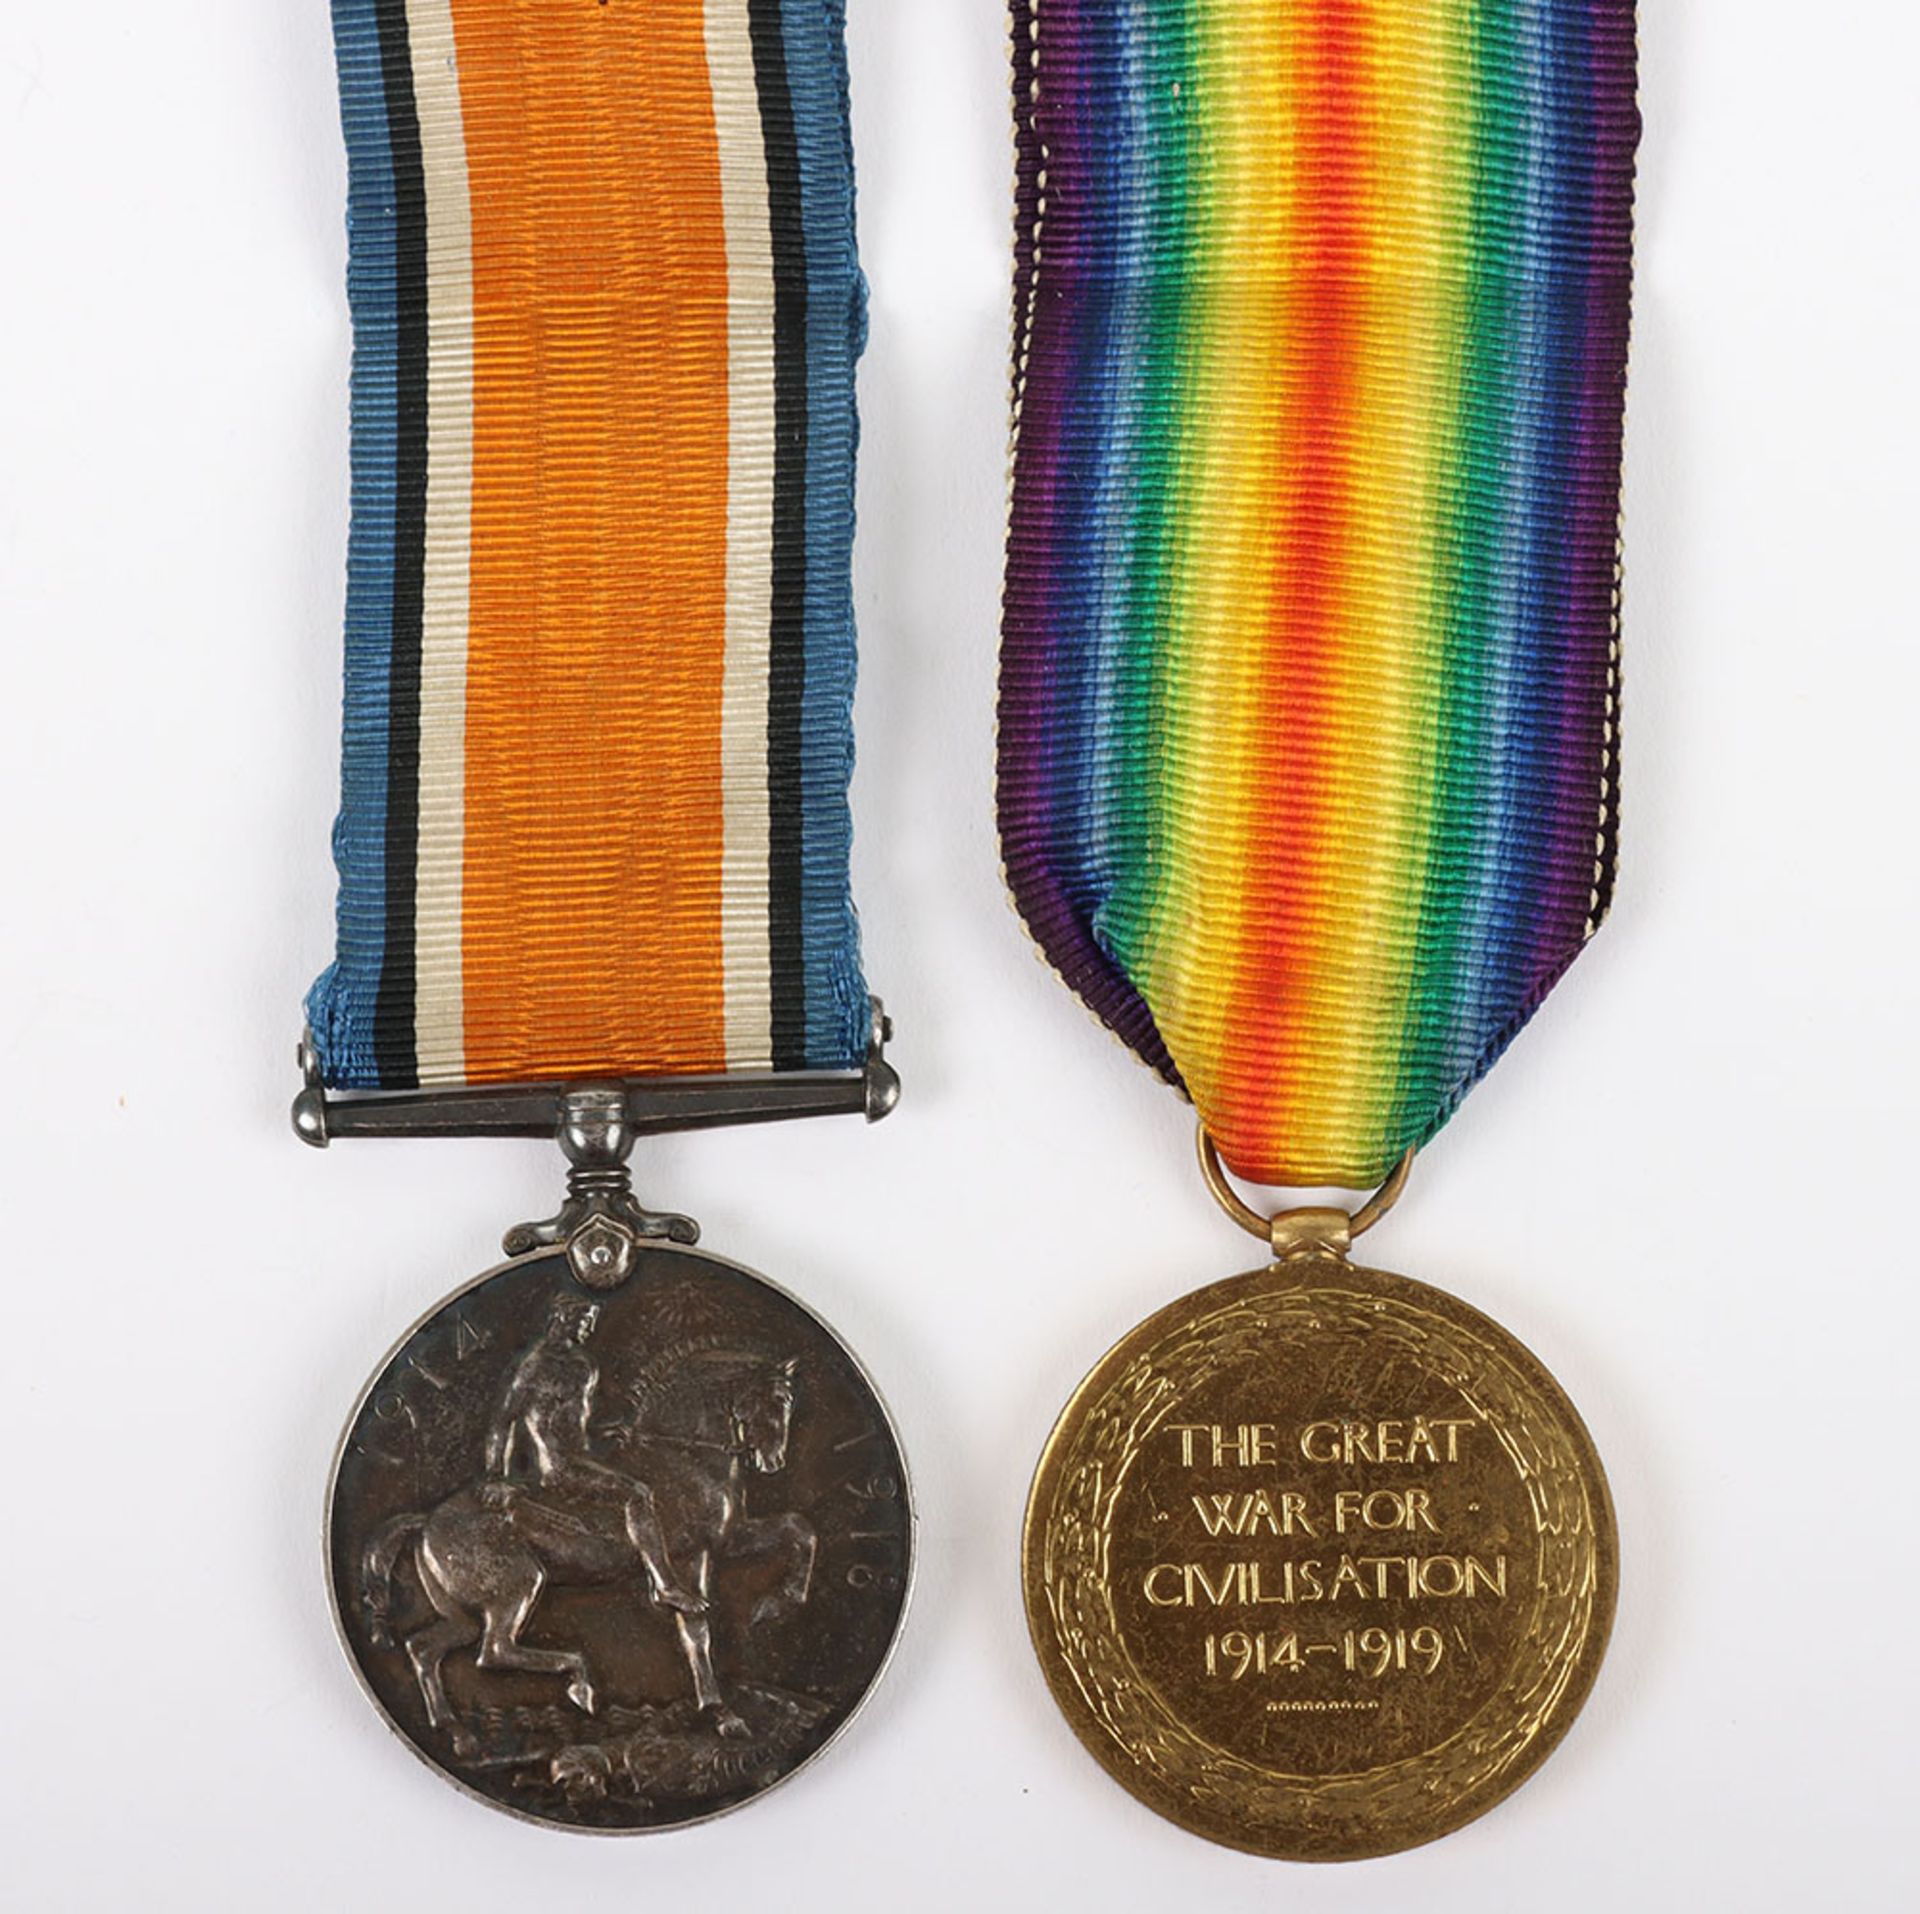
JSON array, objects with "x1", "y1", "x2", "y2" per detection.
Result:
[{"x1": 327, "y1": 1243, "x2": 912, "y2": 1832}]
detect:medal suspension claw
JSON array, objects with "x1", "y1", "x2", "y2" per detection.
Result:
[{"x1": 505, "y1": 1087, "x2": 700, "y2": 1290}]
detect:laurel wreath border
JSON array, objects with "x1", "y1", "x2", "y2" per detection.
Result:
[{"x1": 1032, "y1": 1271, "x2": 1612, "y2": 1857}]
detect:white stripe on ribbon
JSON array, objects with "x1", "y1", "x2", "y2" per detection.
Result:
[
  {"x1": 407, "y1": 0, "x2": 475, "y2": 1084},
  {"x1": 706, "y1": 0, "x2": 777, "y2": 1071}
]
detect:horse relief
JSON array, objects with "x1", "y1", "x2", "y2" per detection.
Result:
[
  {"x1": 328, "y1": 1244, "x2": 911, "y2": 1830},
  {"x1": 360, "y1": 1294, "x2": 818, "y2": 1746}
]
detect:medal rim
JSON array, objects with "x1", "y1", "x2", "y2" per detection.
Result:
[
  {"x1": 1021, "y1": 1256, "x2": 1618, "y2": 1862},
  {"x1": 324, "y1": 1238, "x2": 917, "y2": 1836}
]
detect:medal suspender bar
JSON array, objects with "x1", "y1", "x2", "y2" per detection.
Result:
[{"x1": 305, "y1": 1, "x2": 911, "y2": 1833}]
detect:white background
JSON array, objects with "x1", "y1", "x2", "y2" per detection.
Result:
[{"x1": 2, "y1": 2, "x2": 1917, "y2": 1909}]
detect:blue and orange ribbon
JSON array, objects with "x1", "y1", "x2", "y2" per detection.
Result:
[{"x1": 311, "y1": 0, "x2": 870, "y2": 1091}]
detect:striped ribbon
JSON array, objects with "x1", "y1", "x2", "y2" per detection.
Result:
[
  {"x1": 309, "y1": 0, "x2": 870, "y2": 1092},
  {"x1": 1001, "y1": 0, "x2": 1640, "y2": 1189}
]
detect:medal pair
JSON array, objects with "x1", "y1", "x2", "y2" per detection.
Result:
[{"x1": 303, "y1": 0, "x2": 1639, "y2": 1856}]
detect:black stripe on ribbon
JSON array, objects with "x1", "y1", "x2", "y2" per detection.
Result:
[
  {"x1": 373, "y1": 0, "x2": 426, "y2": 1088},
  {"x1": 749, "y1": 0, "x2": 811, "y2": 1071}
]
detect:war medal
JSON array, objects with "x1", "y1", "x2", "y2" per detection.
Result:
[
  {"x1": 303, "y1": 1, "x2": 909, "y2": 1831},
  {"x1": 1003, "y1": 0, "x2": 1637, "y2": 1860}
]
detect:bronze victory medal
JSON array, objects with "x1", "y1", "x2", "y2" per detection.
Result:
[
  {"x1": 328, "y1": 1243, "x2": 912, "y2": 1832},
  {"x1": 1023, "y1": 1254, "x2": 1615, "y2": 1860}
]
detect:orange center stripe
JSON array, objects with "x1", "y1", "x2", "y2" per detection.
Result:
[{"x1": 455, "y1": 0, "x2": 730, "y2": 1080}]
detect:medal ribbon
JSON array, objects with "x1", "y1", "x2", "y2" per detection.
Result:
[
  {"x1": 310, "y1": 0, "x2": 870, "y2": 1092},
  {"x1": 1001, "y1": 0, "x2": 1640, "y2": 1186}
]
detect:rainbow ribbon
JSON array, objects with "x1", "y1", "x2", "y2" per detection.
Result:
[
  {"x1": 310, "y1": 0, "x2": 870, "y2": 1091},
  {"x1": 1001, "y1": 0, "x2": 1640, "y2": 1187}
]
